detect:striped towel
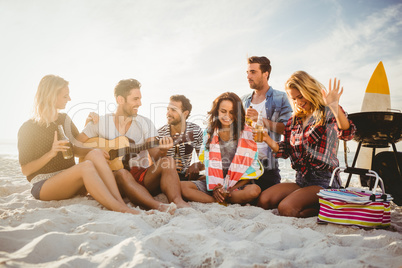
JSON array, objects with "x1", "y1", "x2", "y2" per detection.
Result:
[{"x1": 199, "y1": 126, "x2": 262, "y2": 191}]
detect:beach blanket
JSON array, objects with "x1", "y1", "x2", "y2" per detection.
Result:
[{"x1": 199, "y1": 126, "x2": 262, "y2": 191}]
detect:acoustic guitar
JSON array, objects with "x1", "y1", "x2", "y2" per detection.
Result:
[{"x1": 80, "y1": 134, "x2": 191, "y2": 171}]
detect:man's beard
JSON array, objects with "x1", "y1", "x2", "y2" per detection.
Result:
[
  {"x1": 168, "y1": 117, "x2": 182, "y2": 126},
  {"x1": 123, "y1": 107, "x2": 137, "y2": 117},
  {"x1": 249, "y1": 80, "x2": 263, "y2": 90}
]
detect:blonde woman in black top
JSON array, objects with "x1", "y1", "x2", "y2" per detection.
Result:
[{"x1": 18, "y1": 74, "x2": 140, "y2": 214}]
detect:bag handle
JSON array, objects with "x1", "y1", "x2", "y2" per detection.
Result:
[{"x1": 329, "y1": 167, "x2": 388, "y2": 201}]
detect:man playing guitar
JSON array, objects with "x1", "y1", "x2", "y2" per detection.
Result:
[{"x1": 76, "y1": 79, "x2": 190, "y2": 213}]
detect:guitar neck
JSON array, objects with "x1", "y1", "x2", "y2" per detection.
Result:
[
  {"x1": 108, "y1": 135, "x2": 192, "y2": 161},
  {"x1": 113, "y1": 139, "x2": 160, "y2": 159},
  {"x1": 130, "y1": 139, "x2": 160, "y2": 154}
]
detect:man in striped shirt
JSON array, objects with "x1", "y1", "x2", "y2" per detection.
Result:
[{"x1": 158, "y1": 95, "x2": 203, "y2": 181}]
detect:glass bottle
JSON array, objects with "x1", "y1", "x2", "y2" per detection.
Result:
[
  {"x1": 174, "y1": 145, "x2": 183, "y2": 173},
  {"x1": 57, "y1": 125, "x2": 74, "y2": 159},
  {"x1": 218, "y1": 175, "x2": 230, "y2": 206},
  {"x1": 254, "y1": 111, "x2": 264, "y2": 142},
  {"x1": 245, "y1": 105, "x2": 253, "y2": 126}
]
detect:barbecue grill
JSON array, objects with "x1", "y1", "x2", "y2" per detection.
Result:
[{"x1": 344, "y1": 111, "x2": 402, "y2": 193}]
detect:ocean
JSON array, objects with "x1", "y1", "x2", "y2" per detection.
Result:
[
  {"x1": 0, "y1": 140, "x2": 360, "y2": 184},
  {"x1": 0, "y1": 141, "x2": 21, "y2": 178}
]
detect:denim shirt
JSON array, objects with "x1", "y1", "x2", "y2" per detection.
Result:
[{"x1": 241, "y1": 86, "x2": 292, "y2": 170}]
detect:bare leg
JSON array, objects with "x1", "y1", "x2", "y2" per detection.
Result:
[
  {"x1": 277, "y1": 186, "x2": 323, "y2": 218},
  {"x1": 181, "y1": 181, "x2": 216, "y2": 203},
  {"x1": 229, "y1": 184, "x2": 261, "y2": 204},
  {"x1": 143, "y1": 157, "x2": 190, "y2": 208},
  {"x1": 84, "y1": 149, "x2": 125, "y2": 205},
  {"x1": 114, "y1": 169, "x2": 176, "y2": 214},
  {"x1": 39, "y1": 161, "x2": 140, "y2": 214},
  {"x1": 257, "y1": 183, "x2": 300, "y2": 210}
]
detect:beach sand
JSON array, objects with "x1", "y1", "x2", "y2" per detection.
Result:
[{"x1": 1, "y1": 156, "x2": 402, "y2": 267}]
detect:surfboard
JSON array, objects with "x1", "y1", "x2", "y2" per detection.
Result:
[
  {"x1": 361, "y1": 61, "x2": 391, "y2": 112},
  {"x1": 356, "y1": 61, "x2": 391, "y2": 169}
]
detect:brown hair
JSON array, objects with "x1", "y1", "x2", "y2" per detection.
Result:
[
  {"x1": 170, "y1": 95, "x2": 192, "y2": 119},
  {"x1": 248, "y1": 56, "x2": 272, "y2": 80},
  {"x1": 205, "y1": 92, "x2": 245, "y2": 149},
  {"x1": 114, "y1": 79, "x2": 141, "y2": 100}
]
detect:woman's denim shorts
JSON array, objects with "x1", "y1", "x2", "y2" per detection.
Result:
[
  {"x1": 30, "y1": 171, "x2": 62, "y2": 199},
  {"x1": 295, "y1": 169, "x2": 340, "y2": 189}
]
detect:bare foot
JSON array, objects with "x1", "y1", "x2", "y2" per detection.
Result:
[
  {"x1": 175, "y1": 200, "x2": 191, "y2": 209},
  {"x1": 121, "y1": 208, "x2": 141, "y2": 215},
  {"x1": 144, "y1": 210, "x2": 155, "y2": 215},
  {"x1": 157, "y1": 202, "x2": 177, "y2": 215}
]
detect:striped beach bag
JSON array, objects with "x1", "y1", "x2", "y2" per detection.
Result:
[{"x1": 317, "y1": 167, "x2": 393, "y2": 228}]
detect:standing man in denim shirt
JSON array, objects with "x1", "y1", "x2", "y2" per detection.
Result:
[{"x1": 241, "y1": 56, "x2": 292, "y2": 201}]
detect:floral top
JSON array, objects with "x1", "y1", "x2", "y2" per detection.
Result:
[{"x1": 275, "y1": 106, "x2": 356, "y2": 177}]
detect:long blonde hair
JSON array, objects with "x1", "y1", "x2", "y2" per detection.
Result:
[
  {"x1": 33, "y1": 75, "x2": 69, "y2": 126},
  {"x1": 285, "y1": 71, "x2": 327, "y2": 126}
]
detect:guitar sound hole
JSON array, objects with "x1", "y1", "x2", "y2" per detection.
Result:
[{"x1": 122, "y1": 153, "x2": 138, "y2": 170}]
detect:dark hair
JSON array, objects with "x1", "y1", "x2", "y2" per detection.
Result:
[
  {"x1": 114, "y1": 79, "x2": 141, "y2": 99},
  {"x1": 248, "y1": 56, "x2": 272, "y2": 80},
  {"x1": 206, "y1": 92, "x2": 245, "y2": 149},
  {"x1": 170, "y1": 95, "x2": 192, "y2": 119}
]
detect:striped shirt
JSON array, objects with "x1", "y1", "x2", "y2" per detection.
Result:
[{"x1": 158, "y1": 121, "x2": 203, "y2": 175}]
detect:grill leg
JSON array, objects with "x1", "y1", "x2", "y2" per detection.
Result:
[
  {"x1": 371, "y1": 147, "x2": 376, "y2": 170},
  {"x1": 346, "y1": 141, "x2": 362, "y2": 188},
  {"x1": 391, "y1": 142, "x2": 402, "y2": 179},
  {"x1": 367, "y1": 147, "x2": 377, "y2": 190}
]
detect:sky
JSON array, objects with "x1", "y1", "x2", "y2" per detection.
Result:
[{"x1": 0, "y1": 0, "x2": 401, "y2": 146}]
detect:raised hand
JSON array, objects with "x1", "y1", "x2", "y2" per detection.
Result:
[
  {"x1": 322, "y1": 78, "x2": 343, "y2": 110},
  {"x1": 50, "y1": 131, "x2": 70, "y2": 158},
  {"x1": 85, "y1": 112, "x2": 100, "y2": 126}
]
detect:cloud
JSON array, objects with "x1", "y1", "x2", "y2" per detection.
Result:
[
  {"x1": 1, "y1": 0, "x2": 401, "y2": 141},
  {"x1": 282, "y1": 2, "x2": 402, "y2": 112},
  {"x1": 300, "y1": 3, "x2": 401, "y2": 70}
]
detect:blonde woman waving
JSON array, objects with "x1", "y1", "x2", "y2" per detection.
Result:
[{"x1": 257, "y1": 71, "x2": 356, "y2": 217}]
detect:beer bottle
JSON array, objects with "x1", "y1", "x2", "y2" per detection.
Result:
[
  {"x1": 245, "y1": 105, "x2": 253, "y2": 126},
  {"x1": 174, "y1": 145, "x2": 183, "y2": 173},
  {"x1": 254, "y1": 112, "x2": 264, "y2": 142},
  {"x1": 57, "y1": 125, "x2": 74, "y2": 159},
  {"x1": 218, "y1": 175, "x2": 230, "y2": 206}
]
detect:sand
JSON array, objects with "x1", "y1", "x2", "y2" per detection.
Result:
[{"x1": 1, "y1": 156, "x2": 402, "y2": 267}]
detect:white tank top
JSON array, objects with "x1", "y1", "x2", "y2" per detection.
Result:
[{"x1": 250, "y1": 100, "x2": 269, "y2": 160}]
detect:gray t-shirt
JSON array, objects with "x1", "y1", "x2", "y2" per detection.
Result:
[
  {"x1": 219, "y1": 138, "x2": 238, "y2": 178},
  {"x1": 83, "y1": 113, "x2": 157, "y2": 168}
]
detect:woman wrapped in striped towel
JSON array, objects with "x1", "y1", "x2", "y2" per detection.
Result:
[{"x1": 181, "y1": 92, "x2": 263, "y2": 205}]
